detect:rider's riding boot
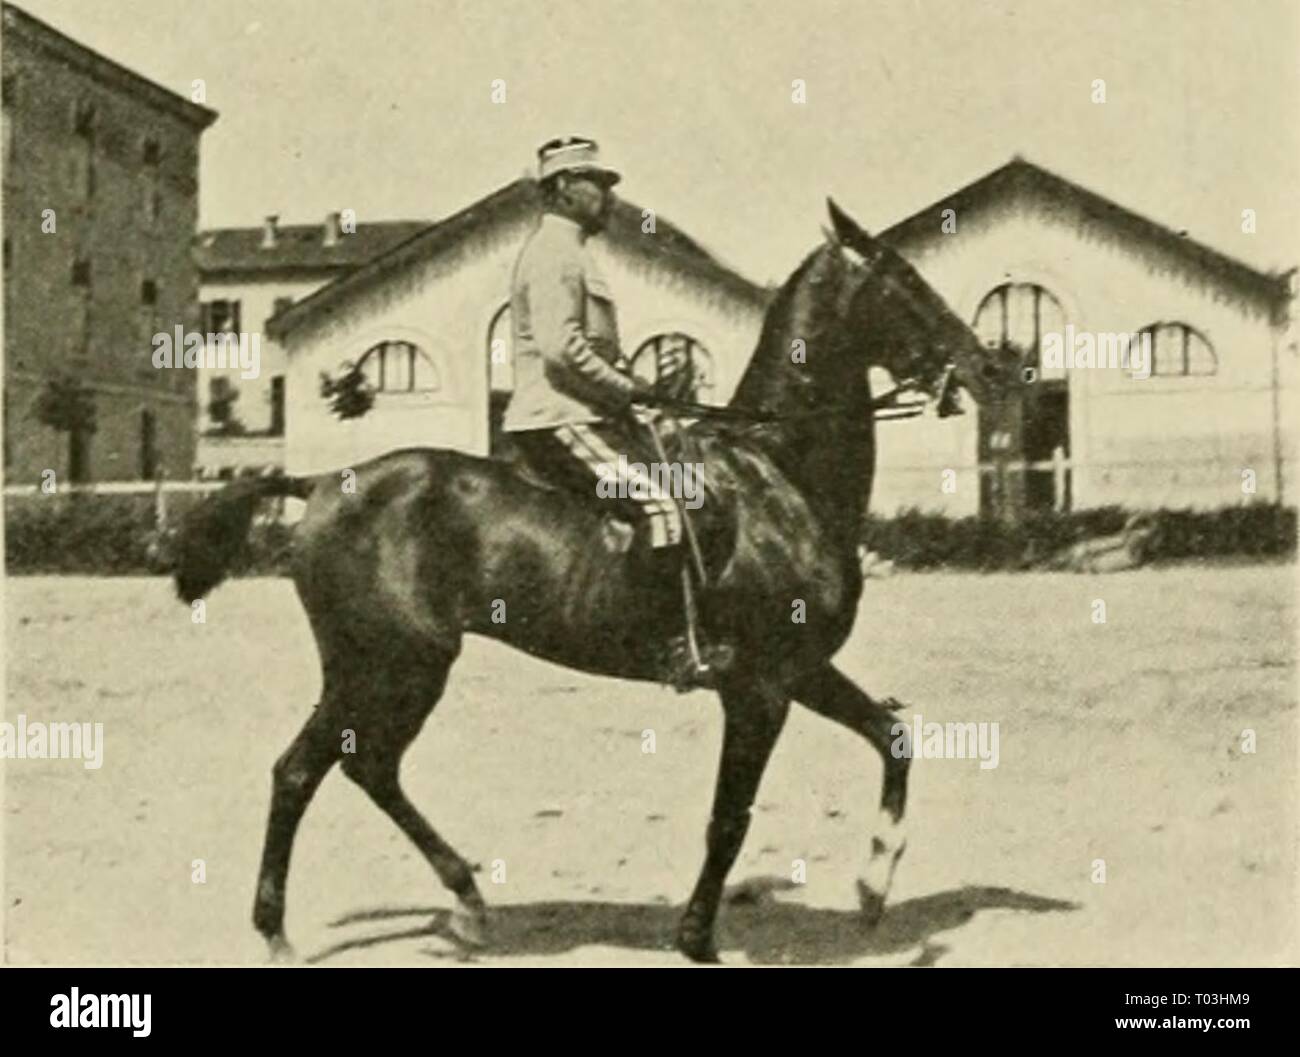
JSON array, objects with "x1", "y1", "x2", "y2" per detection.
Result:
[{"x1": 656, "y1": 551, "x2": 735, "y2": 693}]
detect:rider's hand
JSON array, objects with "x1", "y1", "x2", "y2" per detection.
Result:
[{"x1": 627, "y1": 376, "x2": 659, "y2": 424}]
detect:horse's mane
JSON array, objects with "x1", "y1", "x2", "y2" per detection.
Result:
[{"x1": 728, "y1": 243, "x2": 848, "y2": 416}]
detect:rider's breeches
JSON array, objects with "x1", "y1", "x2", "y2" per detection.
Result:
[{"x1": 514, "y1": 421, "x2": 682, "y2": 548}]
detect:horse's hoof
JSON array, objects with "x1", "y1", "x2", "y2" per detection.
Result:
[
  {"x1": 676, "y1": 926, "x2": 721, "y2": 964},
  {"x1": 448, "y1": 901, "x2": 489, "y2": 949},
  {"x1": 266, "y1": 935, "x2": 297, "y2": 964},
  {"x1": 856, "y1": 879, "x2": 886, "y2": 928}
]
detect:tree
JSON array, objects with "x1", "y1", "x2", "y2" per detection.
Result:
[
  {"x1": 206, "y1": 377, "x2": 246, "y2": 436},
  {"x1": 32, "y1": 374, "x2": 97, "y2": 483},
  {"x1": 319, "y1": 360, "x2": 375, "y2": 420}
]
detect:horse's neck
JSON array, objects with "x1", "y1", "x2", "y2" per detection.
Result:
[
  {"x1": 727, "y1": 250, "x2": 875, "y2": 541},
  {"x1": 729, "y1": 253, "x2": 825, "y2": 417}
]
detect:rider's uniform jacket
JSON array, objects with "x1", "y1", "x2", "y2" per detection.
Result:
[{"x1": 504, "y1": 213, "x2": 639, "y2": 432}]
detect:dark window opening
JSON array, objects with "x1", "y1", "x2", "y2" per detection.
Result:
[
  {"x1": 2, "y1": 75, "x2": 14, "y2": 175},
  {"x1": 69, "y1": 429, "x2": 91, "y2": 485},
  {"x1": 139, "y1": 408, "x2": 157, "y2": 480},
  {"x1": 71, "y1": 258, "x2": 91, "y2": 287},
  {"x1": 269, "y1": 376, "x2": 285, "y2": 436},
  {"x1": 73, "y1": 100, "x2": 96, "y2": 137},
  {"x1": 141, "y1": 279, "x2": 157, "y2": 305},
  {"x1": 202, "y1": 299, "x2": 241, "y2": 334},
  {"x1": 142, "y1": 138, "x2": 160, "y2": 165}
]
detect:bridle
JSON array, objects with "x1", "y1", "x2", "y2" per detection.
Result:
[
  {"x1": 640, "y1": 238, "x2": 967, "y2": 427},
  {"x1": 649, "y1": 381, "x2": 935, "y2": 426}
]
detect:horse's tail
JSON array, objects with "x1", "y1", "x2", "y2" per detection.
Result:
[{"x1": 173, "y1": 474, "x2": 314, "y2": 603}]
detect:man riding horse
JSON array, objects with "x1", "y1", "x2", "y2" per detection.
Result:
[
  {"x1": 506, "y1": 135, "x2": 733, "y2": 689},
  {"x1": 173, "y1": 168, "x2": 1008, "y2": 964}
]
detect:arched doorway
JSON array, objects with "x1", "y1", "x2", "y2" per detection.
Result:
[
  {"x1": 972, "y1": 282, "x2": 1071, "y2": 520},
  {"x1": 486, "y1": 303, "x2": 513, "y2": 454}
]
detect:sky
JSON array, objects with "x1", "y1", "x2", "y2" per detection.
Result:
[{"x1": 16, "y1": 0, "x2": 1300, "y2": 285}]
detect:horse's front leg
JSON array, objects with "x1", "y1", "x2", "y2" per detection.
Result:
[
  {"x1": 677, "y1": 676, "x2": 790, "y2": 963},
  {"x1": 790, "y1": 663, "x2": 909, "y2": 925}
]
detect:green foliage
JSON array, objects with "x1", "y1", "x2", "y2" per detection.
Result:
[
  {"x1": 206, "y1": 377, "x2": 246, "y2": 436},
  {"x1": 319, "y1": 361, "x2": 375, "y2": 420},
  {"x1": 4, "y1": 495, "x2": 1293, "y2": 577},
  {"x1": 864, "y1": 503, "x2": 1296, "y2": 570},
  {"x1": 4, "y1": 492, "x2": 294, "y2": 576},
  {"x1": 32, "y1": 374, "x2": 98, "y2": 435}
]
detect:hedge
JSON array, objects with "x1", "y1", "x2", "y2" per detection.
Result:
[
  {"x1": 3, "y1": 491, "x2": 1295, "y2": 576},
  {"x1": 4, "y1": 492, "x2": 293, "y2": 577},
  {"x1": 863, "y1": 503, "x2": 1296, "y2": 571}
]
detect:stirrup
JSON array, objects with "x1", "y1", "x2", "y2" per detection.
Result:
[
  {"x1": 668, "y1": 564, "x2": 735, "y2": 691},
  {"x1": 664, "y1": 637, "x2": 735, "y2": 692}
]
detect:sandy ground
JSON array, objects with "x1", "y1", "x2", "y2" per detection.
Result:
[{"x1": 3, "y1": 565, "x2": 1296, "y2": 967}]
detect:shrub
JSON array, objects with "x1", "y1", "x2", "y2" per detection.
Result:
[
  {"x1": 864, "y1": 503, "x2": 1295, "y2": 571},
  {"x1": 4, "y1": 491, "x2": 294, "y2": 576},
  {"x1": 5, "y1": 490, "x2": 1294, "y2": 577}
]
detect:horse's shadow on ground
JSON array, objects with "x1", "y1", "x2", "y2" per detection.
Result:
[{"x1": 307, "y1": 880, "x2": 1078, "y2": 966}]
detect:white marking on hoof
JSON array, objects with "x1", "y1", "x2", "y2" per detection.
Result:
[
  {"x1": 267, "y1": 935, "x2": 297, "y2": 965},
  {"x1": 448, "y1": 899, "x2": 489, "y2": 949},
  {"x1": 857, "y1": 808, "x2": 907, "y2": 923}
]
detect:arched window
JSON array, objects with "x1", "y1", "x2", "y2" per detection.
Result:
[
  {"x1": 973, "y1": 283, "x2": 1068, "y2": 381},
  {"x1": 1138, "y1": 322, "x2": 1217, "y2": 377},
  {"x1": 356, "y1": 340, "x2": 439, "y2": 394},
  {"x1": 630, "y1": 333, "x2": 714, "y2": 403}
]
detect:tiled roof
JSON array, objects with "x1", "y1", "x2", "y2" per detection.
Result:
[
  {"x1": 194, "y1": 220, "x2": 432, "y2": 276},
  {"x1": 267, "y1": 180, "x2": 769, "y2": 340}
]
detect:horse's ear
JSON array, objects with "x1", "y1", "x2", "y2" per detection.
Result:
[{"x1": 827, "y1": 197, "x2": 874, "y2": 249}]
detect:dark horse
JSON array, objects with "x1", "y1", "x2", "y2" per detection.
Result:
[{"x1": 174, "y1": 201, "x2": 1004, "y2": 963}]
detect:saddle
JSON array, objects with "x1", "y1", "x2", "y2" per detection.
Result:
[{"x1": 498, "y1": 426, "x2": 737, "y2": 569}]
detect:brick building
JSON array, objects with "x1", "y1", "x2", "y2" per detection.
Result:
[{"x1": 2, "y1": 3, "x2": 216, "y2": 484}]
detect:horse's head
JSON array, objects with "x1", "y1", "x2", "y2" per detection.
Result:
[{"x1": 825, "y1": 198, "x2": 1009, "y2": 413}]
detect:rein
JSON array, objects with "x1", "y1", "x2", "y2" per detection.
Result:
[{"x1": 649, "y1": 384, "x2": 928, "y2": 426}]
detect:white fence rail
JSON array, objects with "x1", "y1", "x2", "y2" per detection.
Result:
[
  {"x1": 2, "y1": 481, "x2": 227, "y2": 497},
  {"x1": 1, "y1": 478, "x2": 292, "y2": 528}
]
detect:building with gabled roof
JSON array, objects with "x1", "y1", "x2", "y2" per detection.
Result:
[
  {"x1": 269, "y1": 158, "x2": 1294, "y2": 517},
  {"x1": 192, "y1": 214, "x2": 430, "y2": 477},
  {"x1": 268, "y1": 178, "x2": 769, "y2": 475},
  {"x1": 871, "y1": 156, "x2": 1295, "y2": 517}
]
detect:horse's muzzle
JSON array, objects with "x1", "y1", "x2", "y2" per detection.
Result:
[{"x1": 935, "y1": 364, "x2": 964, "y2": 418}]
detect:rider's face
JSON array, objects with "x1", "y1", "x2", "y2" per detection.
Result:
[{"x1": 559, "y1": 173, "x2": 614, "y2": 232}]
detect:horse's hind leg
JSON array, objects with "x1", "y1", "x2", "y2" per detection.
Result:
[
  {"x1": 338, "y1": 654, "x2": 487, "y2": 948},
  {"x1": 677, "y1": 676, "x2": 790, "y2": 963},
  {"x1": 791, "y1": 663, "x2": 909, "y2": 925},
  {"x1": 253, "y1": 700, "x2": 345, "y2": 958}
]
